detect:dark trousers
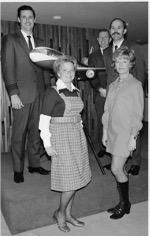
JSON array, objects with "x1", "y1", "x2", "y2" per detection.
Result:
[
  {"x1": 11, "y1": 96, "x2": 41, "y2": 172},
  {"x1": 95, "y1": 95, "x2": 105, "y2": 150}
]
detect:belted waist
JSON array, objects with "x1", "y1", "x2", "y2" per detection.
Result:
[{"x1": 51, "y1": 116, "x2": 81, "y2": 124}]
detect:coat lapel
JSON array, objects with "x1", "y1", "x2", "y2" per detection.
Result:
[
  {"x1": 17, "y1": 31, "x2": 30, "y2": 55},
  {"x1": 121, "y1": 40, "x2": 127, "y2": 47}
]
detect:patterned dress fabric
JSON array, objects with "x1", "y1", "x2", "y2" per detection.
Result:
[{"x1": 50, "y1": 91, "x2": 92, "y2": 191}]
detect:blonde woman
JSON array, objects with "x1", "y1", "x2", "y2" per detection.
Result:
[
  {"x1": 39, "y1": 55, "x2": 91, "y2": 232},
  {"x1": 102, "y1": 46, "x2": 144, "y2": 219}
]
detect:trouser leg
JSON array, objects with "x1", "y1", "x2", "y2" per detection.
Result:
[
  {"x1": 27, "y1": 96, "x2": 41, "y2": 167},
  {"x1": 11, "y1": 105, "x2": 29, "y2": 172}
]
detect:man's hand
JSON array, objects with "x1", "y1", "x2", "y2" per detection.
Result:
[
  {"x1": 45, "y1": 146, "x2": 57, "y2": 156},
  {"x1": 99, "y1": 88, "x2": 106, "y2": 98},
  {"x1": 11, "y1": 94, "x2": 24, "y2": 109}
]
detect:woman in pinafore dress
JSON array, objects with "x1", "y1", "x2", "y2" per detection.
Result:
[
  {"x1": 102, "y1": 46, "x2": 144, "y2": 219},
  {"x1": 39, "y1": 55, "x2": 91, "y2": 232}
]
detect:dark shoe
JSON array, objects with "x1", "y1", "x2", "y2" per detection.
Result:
[
  {"x1": 108, "y1": 182, "x2": 124, "y2": 213},
  {"x1": 110, "y1": 181, "x2": 131, "y2": 219},
  {"x1": 128, "y1": 165, "x2": 140, "y2": 175},
  {"x1": 107, "y1": 203, "x2": 120, "y2": 214},
  {"x1": 107, "y1": 202, "x2": 124, "y2": 214},
  {"x1": 110, "y1": 201, "x2": 131, "y2": 219},
  {"x1": 28, "y1": 167, "x2": 50, "y2": 175},
  {"x1": 53, "y1": 211, "x2": 70, "y2": 232},
  {"x1": 98, "y1": 150, "x2": 106, "y2": 158},
  {"x1": 14, "y1": 172, "x2": 24, "y2": 183},
  {"x1": 66, "y1": 216, "x2": 85, "y2": 227},
  {"x1": 103, "y1": 163, "x2": 111, "y2": 170}
]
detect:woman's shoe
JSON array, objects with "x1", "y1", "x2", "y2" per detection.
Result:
[
  {"x1": 107, "y1": 202, "x2": 122, "y2": 213},
  {"x1": 110, "y1": 202, "x2": 131, "y2": 219},
  {"x1": 66, "y1": 216, "x2": 85, "y2": 227},
  {"x1": 53, "y1": 211, "x2": 70, "y2": 232}
]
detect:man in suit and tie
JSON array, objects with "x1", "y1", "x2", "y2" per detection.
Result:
[
  {"x1": 2, "y1": 5, "x2": 50, "y2": 183},
  {"x1": 88, "y1": 29, "x2": 111, "y2": 158},
  {"x1": 103, "y1": 18, "x2": 145, "y2": 175}
]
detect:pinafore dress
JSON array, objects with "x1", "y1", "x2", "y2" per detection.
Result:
[{"x1": 50, "y1": 90, "x2": 92, "y2": 191}]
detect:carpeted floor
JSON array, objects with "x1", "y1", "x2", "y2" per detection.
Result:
[
  {"x1": 2, "y1": 201, "x2": 148, "y2": 236},
  {"x1": 1, "y1": 122, "x2": 148, "y2": 235}
]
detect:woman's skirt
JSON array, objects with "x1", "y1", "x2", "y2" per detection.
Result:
[{"x1": 50, "y1": 121, "x2": 91, "y2": 191}]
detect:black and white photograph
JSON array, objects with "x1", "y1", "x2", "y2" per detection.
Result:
[{"x1": 1, "y1": 1, "x2": 148, "y2": 235}]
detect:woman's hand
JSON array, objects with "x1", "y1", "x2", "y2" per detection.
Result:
[
  {"x1": 99, "y1": 88, "x2": 106, "y2": 98},
  {"x1": 128, "y1": 136, "x2": 136, "y2": 152},
  {"x1": 102, "y1": 129, "x2": 107, "y2": 147},
  {"x1": 45, "y1": 146, "x2": 57, "y2": 156}
]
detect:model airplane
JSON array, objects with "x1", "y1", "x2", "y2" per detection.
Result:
[{"x1": 29, "y1": 47, "x2": 105, "y2": 78}]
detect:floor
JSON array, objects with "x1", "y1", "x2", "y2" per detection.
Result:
[{"x1": 1, "y1": 201, "x2": 148, "y2": 236}]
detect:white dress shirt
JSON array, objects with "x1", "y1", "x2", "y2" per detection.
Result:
[
  {"x1": 113, "y1": 39, "x2": 124, "y2": 52},
  {"x1": 21, "y1": 30, "x2": 35, "y2": 49}
]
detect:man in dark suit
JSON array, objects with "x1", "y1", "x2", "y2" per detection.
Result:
[
  {"x1": 1, "y1": 5, "x2": 50, "y2": 183},
  {"x1": 103, "y1": 18, "x2": 145, "y2": 175},
  {"x1": 88, "y1": 29, "x2": 111, "y2": 158}
]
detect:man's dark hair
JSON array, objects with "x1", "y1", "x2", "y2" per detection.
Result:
[
  {"x1": 17, "y1": 5, "x2": 36, "y2": 19},
  {"x1": 98, "y1": 29, "x2": 110, "y2": 37},
  {"x1": 109, "y1": 18, "x2": 127, "y2": 30}
]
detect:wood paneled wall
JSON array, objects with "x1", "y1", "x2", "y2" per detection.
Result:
[{"x1": 1, "y1": 20, "x2": 100, "y2": 145}]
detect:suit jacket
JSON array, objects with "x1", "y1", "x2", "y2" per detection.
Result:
[
  {"x1": 88, "y1": 49, "x2": 107, "y2": 90},
  {"x1": 103, "y1": 40, "x2": 145, "y2": 88},
  {"x1": 1, "y1": 31, "x2": 49, "y2": 104}
]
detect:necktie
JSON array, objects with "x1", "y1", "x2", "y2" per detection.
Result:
[
  {"x1": 114, "y1": 45, "x2": 118, "y2": 51},
  {"x1": 27, "y1": 35, "x2": 33, "y2": 51}
]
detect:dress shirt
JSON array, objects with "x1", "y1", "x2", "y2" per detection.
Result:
[
  {"x1": 21, "y1": 30, "x2": 35, "y2": 49},
  {"x1": 113, "y1": 39, "x2": 124, "y2": 52},
  {"x1": 56, "y1": 78, "x2": 79, "y2": 92},
  {"x1": 100, "y1": 47, "x2": 103, "y2": 55}
]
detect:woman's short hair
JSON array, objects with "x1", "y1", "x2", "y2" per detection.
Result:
[
  {"x1": 53, "y1": 55, "x2": 77, "y2": 76},
  {"x1": 112, "y1": 46, "x2": 136, "y2": 69}
]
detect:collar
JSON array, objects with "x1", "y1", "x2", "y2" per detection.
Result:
[
  {"x1": 21, "y1": 30, "x2": 33, "y2": 39},
  {"x1": 56, "y1": 79, "x2": 79, "y2": 92},
  {"x1": 100, "y1": 47, "x2": 103, "y2": 55},
  {"x1": 117, "y1": 73, "x2": 133, "y2": 83},
  {"x1": 113, "y1": 39, "x2": 124, "y2": 49}
]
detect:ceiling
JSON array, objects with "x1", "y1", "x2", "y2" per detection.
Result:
[{"x1": 1, "y1": 1, "x2": 148, "y2": 44}]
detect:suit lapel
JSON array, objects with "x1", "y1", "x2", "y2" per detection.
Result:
[
  {"x1": 17, "y1": 31, "x2": 30, "y2": 55},
  {"x1": 121, "y1": 40, "x2": 127, "y2": 47}
]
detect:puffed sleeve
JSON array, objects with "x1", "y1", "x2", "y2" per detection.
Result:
[
  {"x1": 130, "y1": 82, "x2": 144, "y2": 136},
  {"x1": 41, "y1": 87, "x2": 57, "y2": 116}
]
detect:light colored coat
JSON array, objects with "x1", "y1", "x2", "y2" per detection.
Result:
[{"x1": 102, "y1": 74, "x2": 144, "y2": 157}]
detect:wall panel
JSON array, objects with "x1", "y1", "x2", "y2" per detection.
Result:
[{"x1": 1, "y1": 20, "x2": 100, "y2": 145}]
